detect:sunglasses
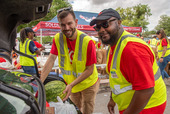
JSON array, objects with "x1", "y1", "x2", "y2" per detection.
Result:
[
  {"x1": 93, "y1": 19, "x2": 117, "y2": 31},
  {"x1": 57, "y1": 7, "x2": 73, "y2": 14}
]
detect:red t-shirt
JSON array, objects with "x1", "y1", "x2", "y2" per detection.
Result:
[
  {"x1": 33, "y1": 41, "x2": 42, "y2": 48},
  {"x1": 108, "y1": 42, "x2": 155, "y2": 90},
  {"x1": 161, "y1": 38, "x2": 168, "y2": 46},
  {"x1": 50, "y1": 38, "x2": 96, "y2": 66}
]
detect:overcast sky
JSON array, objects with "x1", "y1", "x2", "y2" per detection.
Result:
[{"x1": 68, "y1": 0, "x2": 170, "y2": 31}]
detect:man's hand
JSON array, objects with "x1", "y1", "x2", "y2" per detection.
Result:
[
  {"x1": 62, "y1": 84, "x2": 73, "y2": 101},
  {"x1": 62, "y1": 64, "x2": 94, "y2": 101},
  {"x1": 107, "y1": 98, "x2": 116, "y2": 114}
]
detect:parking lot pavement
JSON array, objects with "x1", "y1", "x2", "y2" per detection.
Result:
[{"x1": 94, "y1": 80, "x2": 170, "y2": 114}]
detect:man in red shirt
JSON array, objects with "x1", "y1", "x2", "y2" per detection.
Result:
[
  {"x1": 40, "y1": 7, "x2": 99, "y2": 114},
  {"x1": 90, "y1": 8, "x2": 167, "y2": 114}
]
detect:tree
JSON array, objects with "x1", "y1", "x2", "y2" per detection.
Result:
[
  {"x1": 17, "y1": 0, "x2": 71, "y2": 32},
  {"x1": 155, "y1": 15, "x2": 170, "y2": 36},
  {"x1": 116, "y1": 4, "x2": 152, "y2": 31},
  {"x1": 142, "y1": 30, "x2": 156, "y2": 38}
]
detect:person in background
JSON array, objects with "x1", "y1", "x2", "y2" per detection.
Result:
[
  {"x1": 19, "y1": 27, "x2": 41, "y2": 74},
  {"x1": 136, "y1": 33, "x2": 141, "y2": 38},
  {"x1": 156, "y1": 29, "x2": 170, "y2": 80},
  {"x1": 90, "y1": 8, "x2": 167, "y2": 114},
  {"x1": 148, "y1": 35, "x2": 159, "y2": 59},
  {"x1": 40, "y1": 7, "x2": 99, "y2": 114},
  {"x1": 96, "y1": 37, "x2": 107, "y2": 75},
  {"x1": 136, "y1": 34, "x2": 144, "y2": 40},
  {"x1": 148, "y1": 35, "x2": 158, "y2": 47},
  {"x1": 96, "y1": 48, "x2": 107, "y2": 75}
]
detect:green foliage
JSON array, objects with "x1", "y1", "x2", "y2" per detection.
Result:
[
  {"x1": 17, "y1": 0, "x2": 71, "y2": 32},
  {"x1": 34, "y1": 36, "x2": 53, "y2": 44},
  {"x1": 142, "y1": 30, "x2": 156, "y2": 38},
  {"x1": 42, "y1": 36, "x2": 53, "y2": 44},
  {"x1": 116, "y1": 4, "x2": 152, "y2": 31},
  {"x1": 155, "y1": 15, "x2": 170, "y2": 36}
]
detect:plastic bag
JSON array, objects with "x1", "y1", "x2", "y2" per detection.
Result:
[{"x1": 49, "y1": 96, "x2": 77, "y2": 114}]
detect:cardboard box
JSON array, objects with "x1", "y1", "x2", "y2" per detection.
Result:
[
  {"x1": 46, "y1": 107, "x2": 55, "y2": 114},
  {"x1": 151, "y1": 47, "x2": 158, "y2": 58}
]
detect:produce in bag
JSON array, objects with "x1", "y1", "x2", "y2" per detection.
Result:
[
  {"x1": 0, "y1": 69, "x2": 34, "y2": 93},
  {"x1": 49, "y1": 96, "x2": 77, "y2": 114}
]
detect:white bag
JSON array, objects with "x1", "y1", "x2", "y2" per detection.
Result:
[{"x1": 49, "y1": 96, "x2": 77, "y2": 114}]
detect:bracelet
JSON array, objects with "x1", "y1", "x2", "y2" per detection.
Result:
[{"x1": 161, "y1": 57, "x2": 164, "y2": 58}]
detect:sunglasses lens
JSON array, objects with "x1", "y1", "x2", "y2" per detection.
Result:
[
  {"x1": 93, "y1": 25, "x2": 101, "y2": 31},
  {"x1": 102, "y1": 21, "x2": 109, "y2": 28},
  {"x1": 97, "y1": 25, "x2": 101, "y2": 31},
  {"x1": 94, "y1": 21, "x2": 109, "y2": 31}
]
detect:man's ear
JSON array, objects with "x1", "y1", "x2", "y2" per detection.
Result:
[
  {"x1": 118, "y1": 20, "x2": 122, "y2": 25},
  {"x1": 118, "y1": 20, "x2": 122, "y2": 29}
]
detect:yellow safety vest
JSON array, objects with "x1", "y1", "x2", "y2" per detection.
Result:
[
  {"x1": 19, "y1": 38, "x2": 37, "y2": 66},
  {"x1": 106, "y1": 31, "x2": 167, "y2": 111},
  {"x1": 150, "y1": 38, "x2": 158, "y2": 47},
  {"x1": 158, "y1": 38, "x2": 170, "y2": 58},
  {"x1": 55, "y1": 30, "x2": 98, "y2": 93}
]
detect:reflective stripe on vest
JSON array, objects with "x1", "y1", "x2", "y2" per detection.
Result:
[
  {"x1": 106, "y1": 46, "x2": 110, "y2": 59},
  {"x1": 25, "y1": 40, "x2": 29, "y2": 54},
  {"x1": 20, "y1": 55, "x2": 36, "y2": 57},
  {"x1": 158, "y1": 48, "x2": 170, "y2": 52},
  {"x1": 59, "y1": 33, "x2": 85, "y2": 78},
  {"x1": 111, "y1": 35, "x2": 161, "y2": 95}
]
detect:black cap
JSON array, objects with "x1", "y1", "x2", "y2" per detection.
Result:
[
  {"x1": 25, "y1": 27, "x2": 35, "y2": 33},
  {"x1": 90, "y1": 8, "x2": 121, "y2": 26}
]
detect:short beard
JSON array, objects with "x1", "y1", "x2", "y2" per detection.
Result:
[
  {"x1": 100, "y1": 35, "x2": 113, "y2": 45},
  {"x1": 100, "y1": 28, "x2": 119, "y2": 45},
  {"x1": 63, "y1": 28, "x2": 76, "y2": 38}
]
